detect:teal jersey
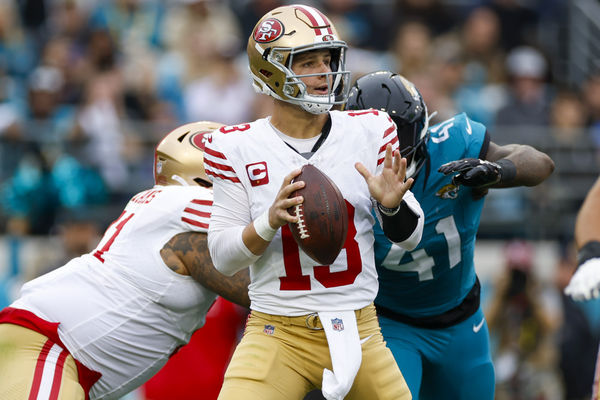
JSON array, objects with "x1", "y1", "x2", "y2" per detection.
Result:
[{"x1": 374, "y1": 113, "x2": 489, "y2": 317}]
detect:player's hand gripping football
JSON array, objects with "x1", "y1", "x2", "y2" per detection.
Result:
[
  {"x1": 355, "y1": 144, "x2": 414, "y2": 208},
  {"x1": 438, "y1": 158, "x2": 503, "y2": 188},
  {"x1": 564, "y1": 258, "x2": 600, "y2": 301},
  {"x1": 269, "y1": 168, "x2": 305, "y2": 229}
]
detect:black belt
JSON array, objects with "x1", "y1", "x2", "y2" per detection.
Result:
[{"x1": 375, "y1": 277, "x2": 481, "y2": 330}]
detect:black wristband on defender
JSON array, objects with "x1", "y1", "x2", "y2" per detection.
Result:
[
  {"x1": 496, "y1": 159, "x2": 517, "y2": 184},
  {"x1": 578, "y1": 240, "x2": 600, "y2": 265},
  {"x1": 496, "y1": 158, "x2": 517, "y2": 183},
  {"x1": 380, "y1": 200, "x2": 420, "y2": 243}
]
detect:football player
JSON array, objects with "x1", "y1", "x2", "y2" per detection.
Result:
[
  {"x1": 0, "y1": 121, "x2": 250, "y2": 400},
  {"x1": 205, "y1": 5, "x2": 423, "y2": 400},
  {"x1": 565, "y1": 175, "x2": 600, "y2": 399},
  {"x1": 345, "y1": 71, "x2": 555, "y2": 400}
]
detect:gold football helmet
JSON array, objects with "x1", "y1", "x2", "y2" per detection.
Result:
[
  {"x1": 154, "y1": 121, "x2": 224, "y2": 187},
  {"x1": 247, "y1": 4, "x2": 350, "y2": 114}
]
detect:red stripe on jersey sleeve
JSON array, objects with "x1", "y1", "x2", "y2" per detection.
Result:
[
  {"x1": 204, "y1": 146, "x2": 227, "y2": 160},
  {"x1": 181, "y1": 217, "x2": 209, "y2": 229},
  {"x1": 206, "y1": 169, "x2": 241, "y2": 183},
  {"x1": 191, "y1": 199, "x2": 212, "y2": 206},
  {"x1": 204, "y1": 158, "x2": 235, "y2": 173},
  {"x1": 184, "y1": 207, "x2": 211, "y2": 219},
  {"x1": 379, "y1": 135, "x2": 399, "y2": 153},
  {"x1": 383, "y1": 124, "x2": 396, "y2": 138}
]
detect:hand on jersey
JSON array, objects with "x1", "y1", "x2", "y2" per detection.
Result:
[
  {"x1": 355, "y1": 144, "x2": 414, "y2": 208},
  {"x1": 564, "y1": 258, "x2": 600, "y2": 301},
  {"x1": 438, "y1": 158, "x2": 503, "y2": 188}
]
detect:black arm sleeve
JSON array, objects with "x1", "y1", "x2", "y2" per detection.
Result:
[{"x1": 380, "y1": 200, "x2": 420, "y2": 243}]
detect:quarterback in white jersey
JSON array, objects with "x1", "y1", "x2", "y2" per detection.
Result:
[
  {"x1": 206, "y1": 5, "x2": 423, "y2": 400},
  {"x1": 0, "y1": 122, "x2": 250, "y2": 400},
  {"x1": 207, "y1": 109, "x2": 422, "y2": 315}
]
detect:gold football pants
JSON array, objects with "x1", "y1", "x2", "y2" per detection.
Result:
[
  {"x1": 218, "y1": 303, "x2": 411, "y2": 400},
  {"x1": 0, "y1": 324, "x2": 84, "y2": 400}
]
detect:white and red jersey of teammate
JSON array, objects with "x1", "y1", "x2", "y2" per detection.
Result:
[
  {"x1": 10, "y1": 185, "x2": 216, "y2": 400},
  {"x1": 205, "y1": 109, "x2": 423, "y2": 316}
]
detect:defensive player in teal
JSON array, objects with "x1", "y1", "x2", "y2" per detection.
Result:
[{"x1": 346, "y1": 71, "x2": 555, "y2": 400}]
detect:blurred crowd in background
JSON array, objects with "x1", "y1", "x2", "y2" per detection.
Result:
[{"x1": 0, "y1": 0, "x2": 600, "y2": 399}]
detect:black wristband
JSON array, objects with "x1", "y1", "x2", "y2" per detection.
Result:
[
  {"x1": 578, "y1": 240, "x2": 600, "y2": 265},
  {"x1": 379, "y1": 200, "x2": 420, "y2": 243},
  {"x1": 496, "y1": 159, "x2": 516, "y2": 184}
]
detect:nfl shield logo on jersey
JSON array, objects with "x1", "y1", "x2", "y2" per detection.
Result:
[
  {"x1": 263, "y1": 324, "x2": 275, "y2": 335},
  {"x1": 331, "y1": 318, "x2": 344, "y2": 332}
]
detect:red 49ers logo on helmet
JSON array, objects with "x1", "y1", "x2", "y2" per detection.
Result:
[
  {"x1": 254, "y1": 18, "x2": 284, "y2": 43},
  {"x1": 190, "y1": 131, "x2": 212, "y2": 151}
]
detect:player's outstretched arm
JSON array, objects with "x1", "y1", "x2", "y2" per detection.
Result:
[
  {"x1": 483, "y1": 142, "x2": 555, "y2": 187},
  {"x1": 161, "y1": 232, "x2": 251, "y2": 308},
  {"x1": 565, "y1": 176, "x2": 600, "y2": 301},
  {"x1": 438, "y1": 142, "x2": 554, "y2": 190}
]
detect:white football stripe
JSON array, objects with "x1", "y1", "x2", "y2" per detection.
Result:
[{"x1": 37, "y1": 343, "x2": 63, "y2": 400}]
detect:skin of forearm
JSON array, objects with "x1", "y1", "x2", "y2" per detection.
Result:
[
  {"x1": 161, "y1": 232, "x2": 251, "y2": 308},
  {"x1": 491, "y1": 144, "x2": 555, "y2": 188},
  {"x1": 242, "y1": 223, "x2": 271, "y2": 256}
]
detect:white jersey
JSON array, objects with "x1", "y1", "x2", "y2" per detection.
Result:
[
  {"x1": 11, "y1": 185, "x2": 216, "y2": 400},
  {"x1": 205, "y1": 110, "x2": 403, "y2": 315}
]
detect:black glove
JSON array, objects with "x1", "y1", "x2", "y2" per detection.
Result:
[{"x1": 438, "y1": 158, "x2": 503, "y2": 188}]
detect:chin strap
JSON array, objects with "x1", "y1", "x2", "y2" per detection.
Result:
[
  {"x1": 170, "y1": 175, "x2": 189, "y2": 186},
  {"x1": 300, "y1": 101, "x2": 333, "y2": 114}
]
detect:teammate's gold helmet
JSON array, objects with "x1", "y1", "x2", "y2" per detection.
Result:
[
  {"x1": 247, "y1": 4, "x2": 350, "y2": 114},
  {"x1": 154, "y1": 121, "x2": 224, "y2": 187}
]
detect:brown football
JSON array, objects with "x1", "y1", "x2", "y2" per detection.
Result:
[{"x1": 287, "y1": 164, "x2": 348, "y2": 265}]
